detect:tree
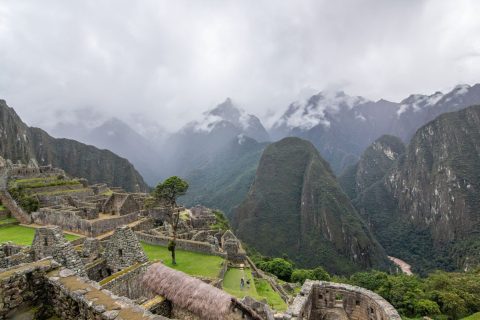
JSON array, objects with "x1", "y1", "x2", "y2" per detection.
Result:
[
  {"x1": 258, "y1": 258, "x2": 294, "y2": 281},
  {"x1": 152, "y1": 176, "x2": 189, "y2": 265}
]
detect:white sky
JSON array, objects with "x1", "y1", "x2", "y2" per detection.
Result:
[{"x1": 1, "y1": 0, "x2": 480, "y2": 131}]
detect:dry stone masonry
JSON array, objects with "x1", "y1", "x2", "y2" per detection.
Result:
[
  {"x1": 284, "y1": 280, "x2": 401, "y2": 320},
  {"x1": 104, "y1": 225, "x2": 148, "y2": 272},
  {"x1": 32, "y1": 226, "x2": 86, "y2": 277}
]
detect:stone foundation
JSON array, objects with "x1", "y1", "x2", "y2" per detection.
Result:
[{"x1": 285, "y1": 281, "x2": 401, "y2": 320}]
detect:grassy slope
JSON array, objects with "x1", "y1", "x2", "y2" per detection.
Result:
[
  {"x1": 0, "y1": 225, "x2": 79, "y2": 245},
  {"x1": 141, "y1": 242, "x2": 224, "y2": 279},
  {"x1": 462, "y1": 313, "x2": 480, "y2": 320},
  {"x1": 222, "y1": 268, "x2": 287, "y2": 311}
]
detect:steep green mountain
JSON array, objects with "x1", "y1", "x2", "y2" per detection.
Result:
[
  {"x1": 339, "y1": 135, "x2": 406, "y2": 200},
  {"x1": 180, "y1": 136, "x2": 267, "y2": 216},
  {"x1": 350, "y1": 105, "x2": 480, "y2": 274},
  {"x1": 0, "y1": 100, "x2": 148, "y2": 192},
  {"x1": 232, "y1": 137, "x2": 390, "y2": 274}
]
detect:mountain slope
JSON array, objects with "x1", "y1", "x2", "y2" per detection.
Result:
[
  {"x1": 232, "y1": 137, "x2": 389, "y2": 274},
  {"x1": 0, "y1": 100, "x2": 148, "y2": 192},
  {"x1": 351, "y1": 105, "x2": 480, "y2": 273},
  {"x1": 180, "y1": 136, "x2": 267, "y2": 216}
]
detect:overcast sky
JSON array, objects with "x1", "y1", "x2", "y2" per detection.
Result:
[{"x1": 1, "y1": 0, "x2": 480, "y2": 132}]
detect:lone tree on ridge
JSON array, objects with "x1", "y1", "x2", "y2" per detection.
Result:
[{"x1": 152, "y1": 176, "x2": 189, "y2": 265}]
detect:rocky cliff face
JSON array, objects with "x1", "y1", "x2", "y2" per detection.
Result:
[
  {"x1": 232, "y1": 137, "x2": 389, "y2": 274},
  {"x1": 349, "y1": 105, "x2": 480, "y2": 273},
  {"x1": 0, "y1": 100, "x2": 148, "y2": 192}
]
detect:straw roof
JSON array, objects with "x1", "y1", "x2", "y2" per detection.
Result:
[{"x1": 143, "y1": 263, "x2": 235, "y2": 320}]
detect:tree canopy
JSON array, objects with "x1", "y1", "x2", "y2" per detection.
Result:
[{"x1": 152, "y1": 176, "x2": 189, "y2": 208}]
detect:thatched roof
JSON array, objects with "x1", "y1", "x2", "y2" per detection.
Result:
[{"x1": 143, "y1": 263, "x2": 243, "y2": 320}]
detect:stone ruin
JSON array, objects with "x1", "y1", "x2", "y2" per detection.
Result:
[
  {"x1": 31, "y1": 226, "x2": 86, "y2": 276},
  {"x1": 103, "y1": 225, "x2": 148, "y2": 272},
  {"x1": 221, "y1": 230, "x2": 247, "y2": 263},
  {"x1": 284, "y1": 280, "x2": 401, "y2": 320}
]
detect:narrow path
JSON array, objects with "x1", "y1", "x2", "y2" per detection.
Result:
[{"x1": 388, "y1": 256, "x2": 413, "y2": 275}]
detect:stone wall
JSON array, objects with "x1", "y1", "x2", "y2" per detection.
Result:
[
  {"x1": 0, "y1": 259, "x2": 57, "y2": 319},
  {"x1": 31, "y1": 226, "x2": 86, "y2": 276},
  {"x1": 136, "y1": 231, "x2": 226, "y2": 258},
  {"x1": 104, "y1": 226, "x2": 148, "y2": 272},
  {"x1": 0, "y1": 188, "x2": 31, "y2": 224},
  {"x1": 0, "y1": 244, "x2": 33, "y2": 270},
  {"x1": 32, "y1": 209, "x2": 141, "y2": 237},
  {"x1": 101, "y1": 262, "x2": 156, "y2": 300},
  {"x1": 285, "y1": 281, "x2": 401, "y2": 320},
  {"x1": 85, "y1": 258, "x2": 110, "y2": 282},
  {"x1": 45, "y1": 267, "x2": 169, "y2": 320}
]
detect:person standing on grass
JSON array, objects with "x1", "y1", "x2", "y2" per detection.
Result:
[{"x1": 240, "y1": 277, "x2": 245, "y2": 289}]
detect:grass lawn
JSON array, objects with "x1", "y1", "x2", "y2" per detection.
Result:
[
  {"x1": 223, "y1": 267, "x2": 287, "y2": 311},
  {"x1": 141, "y1": 242, "x2": 224, "y2": 279},
  {"x1": 0, "y1": 204, "x2": 6, "y2": 211},
  {"x1": 0, "y1": 225, "x2": 79, "y2": 246},
  {"x1": 462, "y1": 313, "x2": 480, "y2": 320}
]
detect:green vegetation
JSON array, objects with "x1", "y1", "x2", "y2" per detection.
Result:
[
  {"x1": 10, "y1": 176, "x2": 79, "y2": 189},
  {"x1": 222, "y1": 267, "x2": 287, "y2": 311},
  {"x1": 0, "y1": 224, "x2": 79, "y2": 245},
  {"x1": 151, "y1": 176, "x2": 189, "y2": 265},
  {"x1": 0, "y1": 204, "x2": 6, "y2": 211},
  {"x1": 210, "y1": 210, "x2": 230, "y2": 231},
  {"x1": 338, "y1": 269, "x2": 480, "y2": 320},
  {"x1": 291, "y1": 266, "x2": 330, "y2": 284},
  {"x1": 141, "y1": 242, "x2": 224, "y2": 279},
  {"x1": 180, "y1": 136, "x2": 266, "y2": 217},
  {"x1": 257, "y1": 258, "x2": 294, "y2": 281},
  {"x1": 8, "y1": 186, "x2": 39, "y2": 213},
  {"x1": 462, "y1": 312, "x2": 480, "y2": 320}
]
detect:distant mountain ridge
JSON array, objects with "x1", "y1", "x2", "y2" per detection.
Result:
[
  {"x1": 271, "y1": 84, "x2": 480, "y2": 174},
  {"x1": 0, "y1": 100, "x2": 148, "y2": 192}
]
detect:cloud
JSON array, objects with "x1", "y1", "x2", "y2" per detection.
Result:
[{"x1": 0, "y1": 0, "x2": 479, "y2": 132}]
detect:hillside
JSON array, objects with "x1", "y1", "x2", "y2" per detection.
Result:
[
  {"x1": 180, "y1": 136, "x2": 267, "y2": 216},
  {"x1": 232, "y1": 137, "x2": 389, "y2": 274},
  {"x1": 350, "y1": 105, "x2": 480, "y2": 273},
  {"x1": 0, "y1": 100, "x2": 148, "y2": 192}
]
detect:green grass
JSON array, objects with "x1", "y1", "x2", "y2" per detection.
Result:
[
  {"x1": 0, "y1": 225, "x2": 79, "y2": 246},
  {"x1": 141, "y1": 242, "x2": 224, "y2": 279},
  {"x1": 462, "y1": 312, "x2": 480, "y2": 320},
  {"x1": 223, "y1": 268, "x2": 287, "y2": 311},
  {"x1": 0, "y1": 204, "x2": 6, "y2": 211}
]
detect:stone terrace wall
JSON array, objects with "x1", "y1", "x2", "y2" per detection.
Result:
[
  {"x1": 0, "y1": 259, "x2": 57, "y2": 319},
  {"x1": 101, "y1": 262, "x2": 156, "y2": 300},
  {"x1": 46, "y1": 268, "x2": 168, "y2": 320},
  {"x1": 136, "y1": 231, "x2": 226, "y2": 258},
  {"x1": 0, "y1": 190, "x2": 31, "y2": 224},
  {"x1": 32, "y1": 209, "x2": 140, "y2": 237},
  {"x1": 285, "y1": 281, "x2": 401, "y2": 320}
]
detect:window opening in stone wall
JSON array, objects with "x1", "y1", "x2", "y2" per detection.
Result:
[{"x1": 119, "y1": 248, "x2": 123, "y2": 257}]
